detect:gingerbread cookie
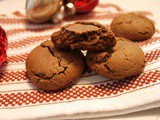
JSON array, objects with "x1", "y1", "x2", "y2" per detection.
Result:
[
  {"x1": 86, "y1": 38, "x2": 146, "y2": 80},
  {"x1": 111, "y1": 12, "x2": 155, "y2": 41},
  {"x1": 26, "y1": 40, "x2": 85, "y2": 91},
  {"x1": 51, "y1": 21, "x2": 116, "y2": 51}
]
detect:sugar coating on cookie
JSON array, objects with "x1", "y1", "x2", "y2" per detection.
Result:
[
  {"x1": 51, "y1": 21, "x2": 116, "y2": 51},
  {"x1": 26, "y1": 40, "x2": 85, "y2": 91},
  {"x1": 86, "y1": 38, "x2": 146, "y2": 80},
  {"x1": 111, "y1": 12, "x2": 155, "y2": 41}
]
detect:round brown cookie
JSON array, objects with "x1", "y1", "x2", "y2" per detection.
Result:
[
  {"x1": 51, "y1": 21, "x2": 116, "y2": 51},
  {"x1": 26, "y1": 40, "x2": 85, "y2": 91},
  {"x1": 86, "y1": 38, "x2": 146, "y2": 80},
  {"x1": 111, "y1": 12, "x2": 155, "y2": 41}
]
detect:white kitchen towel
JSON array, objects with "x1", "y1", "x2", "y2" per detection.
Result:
[{"x1": 0, "y1": 1, "x2": 160, "y2": 120}]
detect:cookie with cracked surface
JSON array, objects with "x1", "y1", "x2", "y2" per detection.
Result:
[
  {"x1": 111, "y1": 12, "x2": 155, "y2": 41},
  {"x1": 51, "y1": 21, "x2": 116, "y2": 51},
  {"x1": 86, "y1": 38, "x2": 146, "y2": 80},
  {"x1": 26, "y1": 40, "x2": 85, "y2": 91}
]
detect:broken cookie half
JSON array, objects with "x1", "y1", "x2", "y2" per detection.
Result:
[
  {"x1": 51, "y1": 21, "x2": 116, "y2": 51},
  {"x1": 26, "y1": 40, "x2": 85, "y2": 91}
]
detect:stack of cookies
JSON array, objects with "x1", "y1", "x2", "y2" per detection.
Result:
[{"x1": 26, "y1": 12, "x2": 155, "y2": 91}]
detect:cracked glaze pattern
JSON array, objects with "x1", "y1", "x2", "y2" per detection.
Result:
[
  {"x1": 111, "y1": 12, "x2": 155, "y2": 41},
  {"x1": 26, "y1": 40, "x2": 85, "y2": 91},
  {"x1": 86, "y1": 38, "x2": 146, "y2": 80}
]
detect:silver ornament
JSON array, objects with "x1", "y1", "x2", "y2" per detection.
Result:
[{"x1": 65, "y1": 3, "x2": 76, "y2": 16}]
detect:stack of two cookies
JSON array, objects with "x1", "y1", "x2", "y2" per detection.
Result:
[{"x1": 26, "y1": 21, "x2": 145, "y2": 91}]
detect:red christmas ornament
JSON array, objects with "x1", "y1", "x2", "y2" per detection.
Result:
[
  {"x1": 0, "y1": 26, "x2": 8, "y2": 66},
  {"x1": 74, "y1": 0, "x2": 99, "y2": 13}
]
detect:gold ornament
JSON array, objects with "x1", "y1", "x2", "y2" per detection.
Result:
[
  {"x1": 26, "y1": 0, "x2": 62, "y2": 23},
  {"x1": 52, "y1": 6, "x2": 64, "y2": 23}
]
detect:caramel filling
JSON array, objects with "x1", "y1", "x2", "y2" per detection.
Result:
[{"x1": 71, "y1": 37, "x2": 99, "y2": 46}]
